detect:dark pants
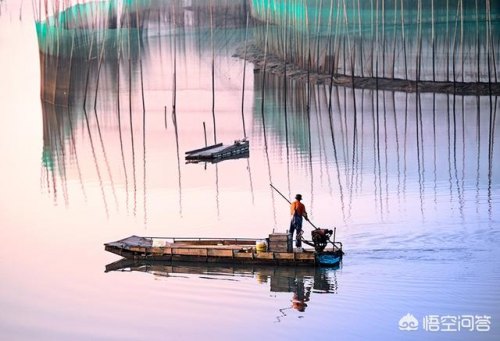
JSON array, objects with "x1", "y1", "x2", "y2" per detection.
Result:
[{"x1": 290, "y1": 214, "x2": 303, "y2": 247}]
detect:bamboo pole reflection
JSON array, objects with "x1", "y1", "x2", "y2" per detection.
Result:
[
  {"x1": 34, "y1": 0, "x2": 498, "y2": 229},
  {"x1": 329, "y1": 86, "x2": 347, "y2": 223},
  {"x1": 83, "y1": 107, "x2": 110, "y2": 218}
]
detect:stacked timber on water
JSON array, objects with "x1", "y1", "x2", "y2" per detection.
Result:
[
  {"x1": 267, "y1": 233, "x2": 292, "y2": 253},
  {"x1": 185, "y1": 139, "x2": 249, "y2": 163}
]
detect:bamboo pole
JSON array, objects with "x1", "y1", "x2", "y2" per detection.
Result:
[
  {"x1": 381, "y1": 0, "x2": 386, "y2": 78},
  {"x1": 315, "y1": 0, "x2": 323, "y2": 73},
  {"x1": 203, "y1": 121, "x2": 207, "y2": 147},
  {"x1": 341, "y1": 0, "x2": 352, "y2": 77},
  {"x1": 452, "y1": 1, "x2": 459, "y2": 86},
  {"x1": 432, "y1": 0, "x2": 436, "y2": 81},
  {"x1": 391, "y1": 0, "x2": 397, "y2": 79},
  {"x1": 333, "y1": 0, "x2": 342, "y2": 74},
  {"x1": 260, "y1": 1, "x2": 270, "y2": 147},
  {"x1": 127, "y1": 6, "x2": 137, "y2": 217},
  {"x1": 460, "y1": 0, "x2": 464, "y2": 82},
  {"x1": 241, "y1": 12, "x2": 249, "y2": 139},
  {"x1": 210, "y1": 0, "x2": 217, "y2": 144},
  {"x1": 82, "y1": 107, "x2": 109, "y2": 218},
  {"x1": 375, "y1": 0, "x2": 379, "y2": 79},
  {"x1": 115, "y1": 13, "x2": 129, "y2": 213},
  {"x1": 486, "y1": 0, "x2": 492, "y2": 91},
  {"x1": 370, "y1": 0, "x2": 374, "y2": 77},
  {"x1": 172, "y1": 3, "x2": 177, "y2": 116},
  {"x1": 93, "y1": 25, "x2": 106, "y2": 111},
  {"x1": 476, "y1": 0, "x2": 480, "y2": 83},
  {"x1": 357, "y1": 0, "x2": 364, "y2": 77},
  {"x1": 446, "y1": 0, "x2": 450, "y2": 81},
  {"x1": 416, "y1": 0, "x2": 422, "y2": 83},
  {"x1": 400, "y1": 0, "x2": 407, "y2": 80},
  {"x1": 172, "y1": 101, "x2": 183, "y2": 216},
  {"x1": 284, "y1": 1, "x2": 290, "y2": 154},
  {"x1": 82, "y1": 33, "x2": 95, "y2": 110},
  {"x1": 487, "y1": 0, "x2": 497, "y2": 83}
]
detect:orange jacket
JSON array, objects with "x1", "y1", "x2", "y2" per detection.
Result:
[{"x1": 290, "y1": 200, "x2": 307, "y2": 217}]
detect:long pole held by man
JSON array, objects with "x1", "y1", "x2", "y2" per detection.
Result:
[{"x1": 270, "y1": 184, "x2": 320, "y2": 250}]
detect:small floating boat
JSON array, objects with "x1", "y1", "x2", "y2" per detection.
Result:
[
  {"x1": 104, "y1": 230, "x2": 343, "y2": 267},
  {"x1": 185, "y1": 138, "x2": 249, "y2": 163}
]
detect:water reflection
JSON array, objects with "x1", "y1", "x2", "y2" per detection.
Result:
[
  {"x1": 40, "y1": 82, "x2": 499, "y2": 227},
  {"x1": 36, "y1": 0, "x2": 498, "y2": 231},
  {"x1": 105, "y1": 258, "x2": 338, "y2": 319},
  {"x1": 252, "y1": 74, "x2": 499, "y2": 223}
]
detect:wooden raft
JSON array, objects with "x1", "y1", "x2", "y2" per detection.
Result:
[
  {"x1": 185, "y1": 139, "x2": 249, "y2": 163},
  {"x1": 104, "y1": 235, "x2": 323, "y2": 266}
]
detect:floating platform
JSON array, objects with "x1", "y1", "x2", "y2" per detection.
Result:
[
  {"x1": 104, "y1": 233, "x2": 343, "y2": 267},
  {"x1": 185, "y1": 139, "x2": 249, "y2": 163}
]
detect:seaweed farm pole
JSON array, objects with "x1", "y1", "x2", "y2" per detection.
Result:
[
  {"x1": 486, "y1": 0, "x2": 497, "y2": 84},
  {"x1": 432, "y1": 0, "x2": 435, "y2": 81},
  {"x1": 117, "y1": 60, "x2": 130, "y2": 214},
  {"x1": 476, "y1": 0, "x2": 480, "y2": 82},
  {"x1": 82, "y1": 106, "x2": 109, "y2": 218},
  {"x1": 172, "y1": 3, "x2": 177, "y2": 117},
  {"x1": 115, "y1": 14, "x2": 130, "y2": 213},
  {"x1": 485, "y1": 0, "x2": 492, "y2": 90},
  {"x1": 303, "y1": 1, "x2": 311, "y2": 76},
  {"x1": 203, "y1": 121, "x2": 208, "y2": 147},
  {"x1": 375, "y1": 0, "x2": 380, "y2": 80},
  {"x1": 67, "y1": 29, "x2": 76, "y2": 107},
  {"x1": 460, "y1": 0, "x2": 464, "y2": 83},
  {"x1": 391, "y1": 0, "x2": 397, "y2": 79},
  {"x1": 94, "y1": 28, "x2": 107, "y2": 112},
  {"x1": 416, "y1": 0, "x2": 422, "y2": 84},
  {"x1": 334, "y1": 0, "x2": 342, "y2": 73},
  {"x1": 307, "y1": 51, "x2": 311, "y2": 114},
  {"x1": 382, "y1": 0, "x2": 386, "y2": 78},
  {"x1": 446, "y1": 0, "x2": 450, "y2": 81},
  {"x1": 138, "y1": 31, "x2": 146, "y2": 113},
  {"x1": 172, "y1": 103, "x2": 183, "y2": 216},
  {"x1": 315, "y1": 0, "x2": 323, "y2": 74},
  {"x1": 357, "y1": 0, "x2": 364, "y2": 77},
  {"x1": 136, "y1": 1, "x2": 147, "y2": 226},
  {"x1": 83, "y1": 34, "x2": 95, "y2": 110},
  {"x1": 367, "y1": 0, "x2": 374, "y2": 77},
  {"x1": 283, "y1": 2, "x2": 289, "y2": 153},
  {"x1": 127, "y1": 6, "x2": 137, "y2": 216},
  {"x1": 341, "y1": 0, "x2": 352, "y2": 77},
  {"x1": 400, "y1": 0, "x2": 407, "y2": 80},
  {"x1": 260, "y1": 1, "x2": 271, "y2": 147},
  {"x1": 451, "y1": 1, "x2": 459, "y2": 86},
  {"x1": 210, "y1": 1, "x2": 217, "y2": 144},
  {"x1": 485, "y1": 0, "x2": 493, "y2": 103},
  {"x1": 240, "y1": 12, "x2": 249, "y2": 139}
]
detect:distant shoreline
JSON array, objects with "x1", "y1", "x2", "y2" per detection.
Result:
[{"x1": 234, "y1": 43, "x2": 500, "y2": 96}]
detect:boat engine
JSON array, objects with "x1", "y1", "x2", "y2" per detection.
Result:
[{"x1": 310, "y1": 229, "x2": 333, "y2": 252}]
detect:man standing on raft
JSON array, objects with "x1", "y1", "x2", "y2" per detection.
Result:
[{"x1": 290, "y1": 194, "x2": 309, "y2": 249}]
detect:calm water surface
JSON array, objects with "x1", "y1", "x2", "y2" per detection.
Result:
[{"x1": 1, "y1": 1, "x2": 499, "y2": 340}]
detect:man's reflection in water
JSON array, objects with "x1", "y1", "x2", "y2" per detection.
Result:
[
  {"x1": 274, "y1": 268, "x2": 338, "y2": 321},
  {"x1": 291, "y1": 279, "x2": 311, "y2": 312}
]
